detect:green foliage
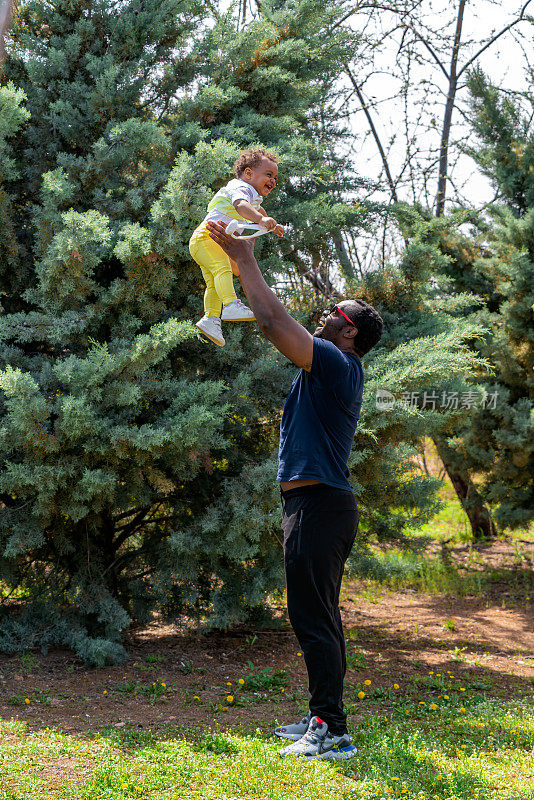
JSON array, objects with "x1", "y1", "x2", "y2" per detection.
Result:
[
  {"x1": 343, "y1": 210, "x2": 490, "y2": 547},
  {"x1": 243, "y1": 660, "x2": 288, "y2": 691},
  {"x1": 0, "y1": 0, "x2": 508, "y2": 666},
  {"x1": 0, "y1": 0, "x2": 375, "y2": 664},
  {"x1": 440, "y1": 69, "x2": 534, "y2": 531}
]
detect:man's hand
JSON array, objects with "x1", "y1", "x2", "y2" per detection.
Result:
[
  {"x1": 206, "y1": 221, "x2": 313, "y2": 372},
  {"x1": 206, "y1": 220, "x2": 255, "y2": 262}
]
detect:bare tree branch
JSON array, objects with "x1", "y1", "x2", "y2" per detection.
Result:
[
  {"x1": 401, "y1": 23, "x2": 450, "y2": 81},
  {"x1": 435, "y1": 0, "x2": 466, "y2": 217},
  {"x1": 457, "y1": 0, "x2": 534, "y2": 78},
  {"x1": 345, "y1": 64, "x2": 399, "y2": 202}
]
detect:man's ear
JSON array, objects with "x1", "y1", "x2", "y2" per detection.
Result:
[{"x1": 343, "y1": 326, "x2": 358, "y2": 342}]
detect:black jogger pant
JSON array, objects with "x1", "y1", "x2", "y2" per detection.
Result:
[{"x1": 281, "y1": 483, "x2": 359, "y2": 735}]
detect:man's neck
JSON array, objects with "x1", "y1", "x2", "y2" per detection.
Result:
[{"x1": 337, "y1": 343, "x2": 361, "y2": 359}]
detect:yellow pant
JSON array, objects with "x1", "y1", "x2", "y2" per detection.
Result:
[{"x1": 189, "y1": 224, "x2": 237, "y2": 317}]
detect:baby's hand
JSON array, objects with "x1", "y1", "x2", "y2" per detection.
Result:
[
  {"x1": 260, "y1": 216, "x2": 284, "y2": 237},
  {"x1": 259, "y1": 216, "x2": 277, "y2": 231}
]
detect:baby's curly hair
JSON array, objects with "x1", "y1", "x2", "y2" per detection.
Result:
[{"x1": 234, "y1": 147, "x2": 279, "y2": 178}]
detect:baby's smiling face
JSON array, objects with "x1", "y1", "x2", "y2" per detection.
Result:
[{"x1": 241, "y1": 157, "x2": 278, "y2": 197}]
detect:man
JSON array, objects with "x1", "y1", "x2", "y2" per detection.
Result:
[{"x1": 206, "y1": 221, "x2": 384, "y2": 760}]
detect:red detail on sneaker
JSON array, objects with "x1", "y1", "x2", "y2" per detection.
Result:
[{"x1": 316, "y1": 717, "x2": 324, "y2": 724}]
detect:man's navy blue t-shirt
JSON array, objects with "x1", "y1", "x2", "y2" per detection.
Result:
[{"x1": 277, "y1": 338, "x2": 364, "y2": 492}]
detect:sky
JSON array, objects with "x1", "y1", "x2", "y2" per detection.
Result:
[{"x1": 342, "y1": 0, "x2": 533, "y2": 213}]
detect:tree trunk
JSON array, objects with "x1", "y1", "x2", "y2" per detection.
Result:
[
  {"x1": 333, "y1": 231, "x2": 355, "y2": 280},
  {"x1": 431, "y1": 1, "x2": 495, "y2": 538},
  {"x1": 435, "y1": 0, "x2": 465, "y2": 217},
  {"x1": 434, "y1": 435, "x2": 496, "y2": 541}
]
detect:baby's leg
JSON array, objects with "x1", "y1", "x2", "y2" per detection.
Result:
[
  {"x1": 199, "y1": 267, "x2": 222, "y2": 317},
  {"x1": 211, "y1": 260, "x2": 237, "y2": 307},
  {"x1": 230, "y1": 258, "x2": 240, "y2": 277},
  {"x1": 190, "y1": 228, "x2": 234, "y2": 315},
  {"x1": 190, "y1": 229, "x2": 237, "y2": 309}
]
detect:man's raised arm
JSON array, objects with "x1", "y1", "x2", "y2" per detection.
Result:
[{"x1": 206, "y1": 221, "x2": 313, "y2": 372}]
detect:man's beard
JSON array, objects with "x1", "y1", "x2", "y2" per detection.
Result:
[{"x1": 313, "y1": 322, "x2": 336, "y2": 341}]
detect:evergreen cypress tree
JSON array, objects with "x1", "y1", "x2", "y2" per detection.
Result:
[
  {"x1": 0, "y1": 0, "x2": 377, "y2": 664},
  {"x1": 449, "y1": 69, "x2": 534, "y2": 531},
  {"x1": 0, "y1": 0, "x2": 492, "y2": 665},
  {"x1": 342, "y1": 206, "x2": 489, "y2": 562}
]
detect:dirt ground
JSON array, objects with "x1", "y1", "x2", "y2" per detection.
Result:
[{"x1": 1, "y1": 542, "x2": 533, "y2": 737}]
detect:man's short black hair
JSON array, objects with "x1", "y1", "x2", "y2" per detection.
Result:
[{"x1": 346, "y1": 300, "x2": 383, "y2": 356}]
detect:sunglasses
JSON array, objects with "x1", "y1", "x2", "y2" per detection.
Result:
[{"x1": 328, "y1": 305, "x2": 356, "y2": 328}]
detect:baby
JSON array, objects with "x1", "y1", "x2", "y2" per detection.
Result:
[{"x1": 189, "y1": 147, "x2": 283, "y2": 347}]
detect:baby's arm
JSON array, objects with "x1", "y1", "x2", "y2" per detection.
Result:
[
  {"x1": 258, "y1": 206, "x2": 284, "y2": 237},
  {"x1": 233, "y1": 200, "x2": 284, "y2": 237}
]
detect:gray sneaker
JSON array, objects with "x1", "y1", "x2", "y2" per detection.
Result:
[
  {"x1": 221, "y1": 299, "x2": 255, "y2": 321},
  {"x1": 278, "y1": 716, "x2": 357, "y2": 760},
  {"x1": 274, "y1": 710, "x2": 311, "y2": 741},
  {"x1": 195, "y1": 315, "x2": 225, "y2": 346}
]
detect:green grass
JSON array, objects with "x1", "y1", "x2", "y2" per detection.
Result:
[
  {"x1": 1, "y1": 696, "x2": 533, "y2": 799},
  {"x1": 349, "y1": 550, "x2": 534, "y2": 607},
  {"x1": 348, "y1": 485, "x2": 534, "y2": 601},
  {"x1": 350, "y1": 543, "x2": 534, "y2": 601}
]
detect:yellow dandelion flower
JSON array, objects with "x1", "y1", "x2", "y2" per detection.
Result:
[
  {"x1": 238, "y1": 678, "x2": 245, "y2": 685},
  {"x1": 193, "y1": 696, "x2": 200, "y2": 700},
  {"x1": 227, "y1": 682, "x2": 232, "y2": 686},
  {"x1": 436, "y1": 774, "x2": 442, "y2": 780},
  {"x1": 364, "y1": 679, "x2": 371, "y2": 686},
  {"x1": 436, "y1": 673, "x2": 441, "y2": 677},
  {"x1": 24, "y1": 698, "x2": 30, "y2": 705},
  {"x1": 443, "y1": 695, "x2": 449, "y2": 700},
  {"x1": 393, "y1": 683, "x2": 399, "y2": 689},
  {"x1": 418, "y1": 701, "x2": 425, "y2": 706},
  {"x1": 401, "y1": 791, "x2": 407, "y2": 795},
  {"x1": 429, "y1": 671, "x2": 434, "y2": 675},
  {"x1": 460, "y1": 687, "x2": 466, "y2": 691},
  {"x1": 391, "y1": 776, "x2": 399, "y2": 781},
  {"x1": 384, "y1": 716, "x2": 388, "y2": 721},
  {"x1": 161, "y1": 683, "x2": 166, "y2": 688},
  {"x1": 460, "y1": 744, "x2": 466, "y2": 749},
  {"x1": 121, "y1": 784, "x2": 128, "y2": 789},
  {"x1": 222, "y1": 706, "x2": 228, "y2": 711},
  {"x1": 297, "y1": 652, "x2": 302, "y2": 656},
  {"x1": 430, "y1": 703, "x2": 438, "y2": 710},
  {"x1": 459, "y1": 707, "x2": 466, "y2": 713},
  {"x1": 226, "y1": 695, "x2": 234, "y2": 703},
  {"x1": 103, "y1": 690, "x2": 107, "y2": 695},
  {"x1": 358, "y1": 691, "x2": 365, "y2": 699}
]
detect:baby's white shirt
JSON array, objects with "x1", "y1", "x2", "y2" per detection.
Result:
[{"x1": 204, "y1": 178, "x2": 263, "y2": 224}]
